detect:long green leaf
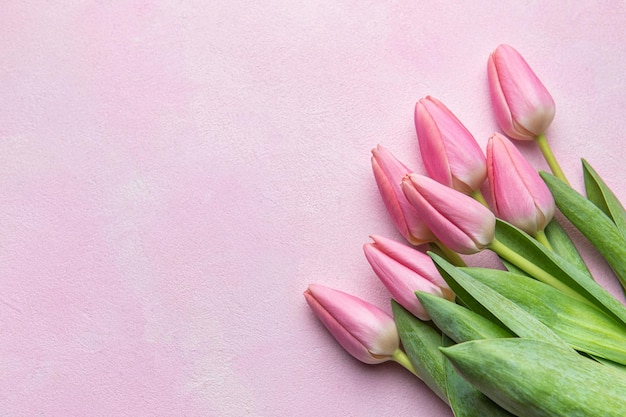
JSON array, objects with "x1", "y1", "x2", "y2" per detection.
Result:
[
  {"x1": 493, "y1": 219, "x2": 626, "y2": 326},
  {"x1": 417, "y1": 291, "x2": 513, "y2": 343},
  {"x1": 591, "y1": 355, "x2": 626, "y2": 373},
  {"x1": 582, "y1": 158, "x2": 626, "y2": 240},
  {"x1": 498, "y1": 219, "x2": 593, "y2": 281},
  {"x1": 391, "y1": 300, "x2": 447, "y2": 403},
  {"x1": 442, "y1": 335, "x2": 515, "y2": 417},
  {"x1": 544, "y1": 218, "x2": 592, "y2": 279},
  {"x1": 541, "y1": 171, "x2": 626, "y2": 291},
  {"x1": 463, "y1": 267, "x2": 626, "y2": 365},
  {"x1": 428, "y1": 252, "x2": 504, "y2": 328},
  {"x1": 430, "y1": 253, "x2": 571, "y2": 350},
  {"x1": 441, "y1": 338, "x2": 626, "y2": 417},
  {"x1": 499, "y1": 257, "x2": 529, "y2": 276}
]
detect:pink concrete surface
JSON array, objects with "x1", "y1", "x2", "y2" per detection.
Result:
[{"x1": 1, "y1": 1, "x2": 625, "y2": 416}]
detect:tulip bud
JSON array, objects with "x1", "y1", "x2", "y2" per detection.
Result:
[
  {"x1": 401, "y1": 174, "x2": 495, "y2": 254},
  {"x1": 363, "y1": 235, "x2": 454, "y2": 320},
  {"x1": 304, "y1": 284, "x2": 400, "y2": 364},
  {"x1": 371, "y1": 145, "x2": 436, "y2": 245},
  {"x1": 487, "y1": 44, "x2": 555, "y2": 140},
  {"x1": 487, "y1": 133, "x2": 555, "y2": 235},
  {"x1": 415, "y1": 96, "x2": 487, "y2": 194}
]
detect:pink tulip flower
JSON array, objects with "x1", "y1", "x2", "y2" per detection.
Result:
[
  {"x1": 363, "y1": 235, "x2": 454, "y2": 320},
  {"x1": 304, "y1": 284, "x2": 400, "y2": 364},
  {"x1": 371, "y1": 145, "x2": 436, "y2": 245},
  {"x1": 415, "y1": 96, "x2": 487, "y2": 194},
  {"x1": 487, "y1": 133, "x2": 555, "y2": 235},
  {"x1": 401, "y1": 174, "x2": 495, "y2": 254},
  {"x1": 488, "y1": 44, "x2": 555, "y2": 140}
]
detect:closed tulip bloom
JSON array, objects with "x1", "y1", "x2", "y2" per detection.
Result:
[
  {"x1": 488, "y1": 44, "x2": 555, "y2": 140},
  {"x1": 371, "y1": 145, "x2": 436, "y2": 245},
  {"x1": 304, "y1": 284, "x2": 400, "y2": 364},
  {"x1": 364, "y1": 235, "x2": 454, "y2": 320},
  {"x1": 487, "y1": 133, "x2": 555, "y2": 235},
  {"x1": 401, "y1": 174, "x2": 496, "y2": 254},
  {"x1": 415, "y1": 96, "x2": 487, "y2": 194}
]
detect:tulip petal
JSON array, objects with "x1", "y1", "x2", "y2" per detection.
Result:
[
  {"x1": 488, "y1": 44, "x2": 555, "y2": 140},
  {"x1": 372, "y1": 145, "x2": 435, "y2": 244},
  {"x1": 415, "y1": 100, "x2": 452, "y2": 187},
  {"x1": 369, "y1": 235, "x2": 450, "y2": 290},
  {"x1": 402, "y1": 174, "x2": 495, "y2": 254},
  {"x1": 487, "y1": 133, "x2": 554, "y2": 234},
  {"x1": 305, "y1": 284, "x2": 399, "y2": 364},
  {"x1": 416, "y1": 97, "x2": 487, "y2": 193},
  {"x1": 488, "y1": 54, "x2": 519, "y2": 139},
  {"x1": 494, "y1": 45, "x2": 555, "y2": 135},
  {"x1": 364, "y1": 237, "x2": 453, "y2": 320},
  {"x1": 371, "y1": 154, "x2": 411, "y2": 240}
]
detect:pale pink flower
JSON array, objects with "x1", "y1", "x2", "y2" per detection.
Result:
[
  {"x1": 364, "y1": 235, "x2": 454, "y2": 320},
  {"x1": 487, "y1": 133, "x2": 555, "y2": 235},
  {"x1": 415, "y1": 96, "x2": 486, "y2": 193},
  {"x1": 401, "y1": 174, "x2": 495, "y2": 254},
  {"x1": 304, "y1": 284, "x2": 399, "y2": 364},
  {"x1": 371, "y1": 145, "x2": 436, "y2": 245},
  {"x1": 488, "y1": 44, "x2": 555, "y2": 140}
]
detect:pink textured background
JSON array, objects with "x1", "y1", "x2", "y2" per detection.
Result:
[{"x1": 1, "y1": 2, "x2": 625, "y2": 416}]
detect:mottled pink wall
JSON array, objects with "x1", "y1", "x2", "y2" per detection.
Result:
[{"x1": 1, "y1": 1, "x2": 625, "y2": 416}]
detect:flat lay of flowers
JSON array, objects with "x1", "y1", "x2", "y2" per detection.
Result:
[{"x1": 304, "y1": 44, "x2": 626, "y2": 417}]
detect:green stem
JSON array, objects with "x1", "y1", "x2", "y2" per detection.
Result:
[
  {"x1": 489, "y1": 237, "x2": 587, "y2": 302},
  {"x1": 535, "y1": 133, "x2": 570, "y2": 186},
  {"x1": 392, "y1": 349, "x2": 420, "y2": 378},
  {"x1": 470, "y1": 189, "x2": 489, "y2": 208},
  {"x1": 534, "y1": 229, "x2": 553, "y2": 250},
  {"x1": 434, "y1": 241, "x2": 467, "y2": 267}
]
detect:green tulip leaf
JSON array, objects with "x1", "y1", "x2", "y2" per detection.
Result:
[
  {"x1": 427, "y1": 252, "x2": 502, "y2": 326},
  {"x1": 442, "y1": 335, "x2": 515, "y2": 417},
  {"x1": 582, "y1": 159, "x2": 626, "y2": 240},
  {"x1": 463, "y1": 267, "x2": 626, "y2": 365},
  {"x1": 440, "y1": 338, "x2": 626, "y2": 417},
  {"x1": 430, "y1": 253, "x2": 571, "y2": 350},
  {"x1": 543, "y1": 218, "x2": 592, "y2": 279},
  {"x1": 541, "y1": 171, "x2": 626, "y2": 292},
  {"x1": 417, "y1": 291, "x2": 513, "y2": 343},
  {"x1": 391, "y1": 300, "x2": 447, "y2": 403},
  {"x1": 499, "y1": 257, "x2": 529, "y2": 276},
  {"x1": 492, "y1": 219, "x2": 626, "y2": 326},
  {"x1": 590, "y1": 355, "x2": 626, "y2": 373}
]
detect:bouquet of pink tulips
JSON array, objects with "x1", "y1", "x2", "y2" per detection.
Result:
[{"x1": 304, "y1": 44, "x2": 626, "y2": 417}]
